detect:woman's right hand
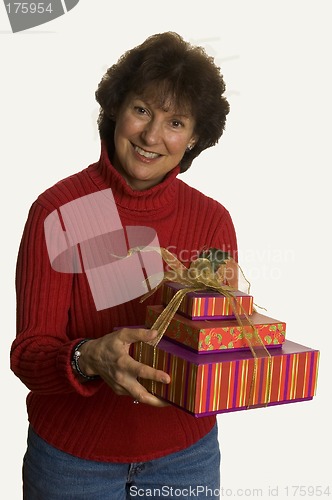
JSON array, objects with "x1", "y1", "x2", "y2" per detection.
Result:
[{"x1": 76, "y1": 329, "x2": 170, "y2": 407}]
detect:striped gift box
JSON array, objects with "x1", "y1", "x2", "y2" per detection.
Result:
[
  {"x1": 146, "y1": 305, "x2": 286, "y2": 352},
  {"x1": 132, "y1": 339, "x2": 319, "y2": 417},
  {"x1": 162, "y1": 282, "x2": 254, "y2": 320}
]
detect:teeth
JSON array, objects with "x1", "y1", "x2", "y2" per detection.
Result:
[{"x1": 135, "y1": 146, "x2": 160, "y2": 159}]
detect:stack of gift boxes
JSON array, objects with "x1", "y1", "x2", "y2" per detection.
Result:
[{"x1": 132, "y1": 283, "x2": 319, "y2": 417}]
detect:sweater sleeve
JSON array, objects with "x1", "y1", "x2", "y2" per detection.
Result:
[
  {"x1": 209, "y1": 205, "x2": 238, "y2": 261},
  {"x1": 10, "y1": 201, "x2": 103, "y2": 397}
]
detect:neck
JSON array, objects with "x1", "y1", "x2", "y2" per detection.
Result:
[
  {"x1": 87, "y1": 141, "x2": 181, "y2": 213},
  {"x1": 112, "y1": 161, "x2": 167, "y2": 191}
]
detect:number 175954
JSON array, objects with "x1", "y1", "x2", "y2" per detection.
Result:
[{"x1": 6, "y1": 3, "x2": 53, "y2": 14}]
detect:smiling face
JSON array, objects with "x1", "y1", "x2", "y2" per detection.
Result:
[{"x1": 112, "y1": 93, "x2": 197, "y2": 190}]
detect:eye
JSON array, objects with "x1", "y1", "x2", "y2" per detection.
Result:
[
  {"x1": 171, "y1": 119, "x2": 184, "y2": 128},
  {"x1": 134, "y1": 106, "x2": 148, "y2": 115}
]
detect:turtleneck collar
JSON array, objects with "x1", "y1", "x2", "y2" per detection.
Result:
[{"x1": 88, "y1": 141, "x2": 180, "y2": 214}]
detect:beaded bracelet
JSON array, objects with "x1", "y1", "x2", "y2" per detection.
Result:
[{"x1": 71, "y1": 339, "x2": 99, "y2": 381}]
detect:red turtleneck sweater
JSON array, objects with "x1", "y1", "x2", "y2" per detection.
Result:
[{"x1": 10, "y1": 143, "x2": 237, "y2": 462}]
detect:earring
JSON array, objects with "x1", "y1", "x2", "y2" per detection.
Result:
[{"x1": 186, "y1": 143, "x2": 194, "y2": 152}]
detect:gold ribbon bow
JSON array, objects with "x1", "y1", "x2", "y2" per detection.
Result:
[{"x1": 136, "y1": 247, "x2": 272, "y2": 408}]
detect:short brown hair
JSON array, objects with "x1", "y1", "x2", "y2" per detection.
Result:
[{"x1": 95, "y1": 32, "x2": 230, "y2": 172}]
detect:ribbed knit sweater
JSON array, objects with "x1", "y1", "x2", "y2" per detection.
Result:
[{"x1": 10, "y1": 143, "x2": 237, "y2": 463}]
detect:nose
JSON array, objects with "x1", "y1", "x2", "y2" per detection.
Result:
[{"x1": 141, "y1": 118, "x2": 162, "y2": 146}]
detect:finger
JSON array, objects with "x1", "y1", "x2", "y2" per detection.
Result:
[
  {"x1": 109, "y1": 379, "x2": 168, "y2": 407},
  {"x1": 117, "y1": 327, "x2": 158, "y2": 345},
  {"x1": 130, "y1": 381, "x2": 170, "y2": 407},
  {"x1": 126, "y1": 356, "x2": 171, "y2": 385}
]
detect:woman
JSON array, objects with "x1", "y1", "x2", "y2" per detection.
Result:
[{"x1": 11, "y1": 32, "x2": 237, "y2": 499}]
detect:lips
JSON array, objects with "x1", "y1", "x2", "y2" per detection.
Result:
[{"x1": 134, "y1": 145, "x2": 161, "y2": 159}]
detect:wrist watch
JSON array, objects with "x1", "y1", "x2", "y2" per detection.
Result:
[{"x1": 71, "y1": 339, "x2": 99, "y2": 381}]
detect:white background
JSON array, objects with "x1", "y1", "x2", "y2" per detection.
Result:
[{"x1": 1, "y1": 1, "x2": 331, "y2": 498}]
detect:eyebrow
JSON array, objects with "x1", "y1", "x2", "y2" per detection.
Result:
[
  {"x1": 133, "y1": 96, "x2": 192, "y2": 119},
  {"x1": 163, "y1": 109, "x2": 191, "y2": 119}
]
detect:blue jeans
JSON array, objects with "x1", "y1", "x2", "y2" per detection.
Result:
[{"x1": 23, "y1": 424, "x2": 221, "y2": 499}]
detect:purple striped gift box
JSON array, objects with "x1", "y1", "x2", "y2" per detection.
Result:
[
  {"x1": 132, "y1": 339, "x2": 319, "y2": 417},
  {"x1": 162, "y1": 282, "x2": 254, "y2": 320}
]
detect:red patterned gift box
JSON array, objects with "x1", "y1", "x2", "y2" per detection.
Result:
[
  {"x1": 132, "y1": 339, "x2": 319, "y2": 417},
  {"x1": 145, "y1": 305, "x2": 286, "y2": 353},
  {"x1": 162, "y1": 282, "x2": 254, "y2": 320}
]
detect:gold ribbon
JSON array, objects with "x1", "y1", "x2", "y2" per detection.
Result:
[{"x1": 134, "y1": 247, "x2": 272, "y2": 408}]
